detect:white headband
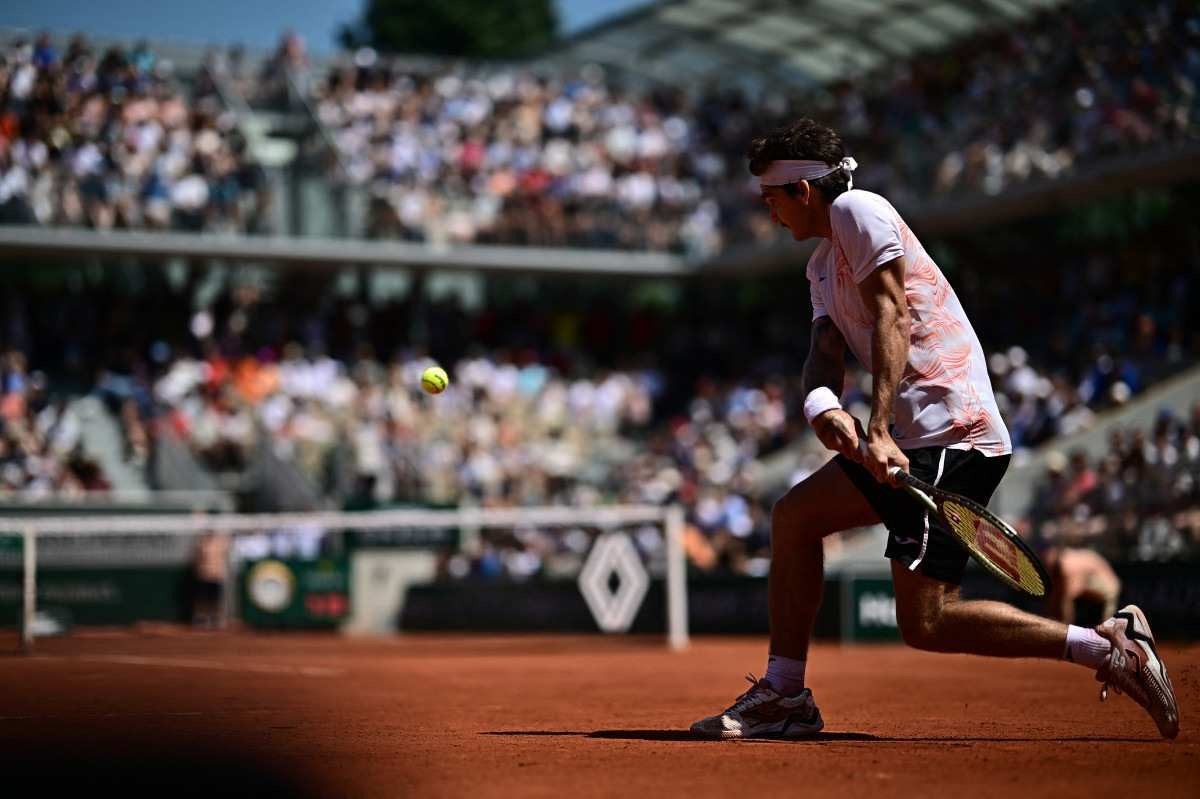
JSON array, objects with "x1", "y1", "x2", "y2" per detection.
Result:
[{"x1": 759, "y1": 157, "x2": 858, "y2": 189}]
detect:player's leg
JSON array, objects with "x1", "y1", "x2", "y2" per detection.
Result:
[
  {"x1": 768, "y1": 456, "x2": 880, "y2": 661},
  {"x1": 690, "y1": 457, "x2": 878, "y2": 739},
  {"x1": 853, "y1": 447, "x2": 1060, "y2": 655},
  {"x1": 891, "y1": 561, "x2": 1179, "y2": 737},
  {"x1": 887, "y1": 449, "x2": 1179, "y2": 738},
  {"x1": 883, "y1": 449, "x2": 1102, "y2": 659},
  {"x1": 891, "y1": 562, "x2": 1065, "y2": 657}
]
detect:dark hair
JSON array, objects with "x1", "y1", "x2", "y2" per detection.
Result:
[{"x1": 747, "y1": 118, "x2": 851, "y2": 201}]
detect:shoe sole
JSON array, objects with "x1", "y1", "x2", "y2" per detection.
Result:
[{"x1": 690, "y1": 713, "x2": 824, "y2": 740}]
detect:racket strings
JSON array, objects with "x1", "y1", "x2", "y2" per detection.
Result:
[{"x1": 941, "y1": 500, "x2": 1046, "y2": 595}]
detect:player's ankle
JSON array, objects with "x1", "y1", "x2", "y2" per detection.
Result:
[
  {"x1": 1063, "y1": 624, "x2": 1111, "y2": 669},
  {"x1": 765, "y1": 653, "x2": 807, "y2": 695}
]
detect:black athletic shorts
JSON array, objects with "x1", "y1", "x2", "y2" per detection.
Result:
[{"x1": 835, "y1": 447, "x2": 1011, "y2": 585}]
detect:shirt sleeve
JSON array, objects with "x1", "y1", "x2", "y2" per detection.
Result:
[{"x1": 830, "y1": 193, "x2": 905, "y2": 283}]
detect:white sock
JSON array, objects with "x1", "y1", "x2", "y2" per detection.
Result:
[
  {"x1": 765, "y1": 654, "x2": 806, "y2": 695},
  {"x1": 1063, "y1": 625, "x2": 1112, "y2": 670}
]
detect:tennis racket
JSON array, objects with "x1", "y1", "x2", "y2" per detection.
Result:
[{"x1": 858, "y1": 446, "x2": 1049, "y2": 596}]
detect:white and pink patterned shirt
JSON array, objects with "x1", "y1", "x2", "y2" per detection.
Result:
[{"x1": 807, "y1": 190, "x2": 1011, "y2": 456}]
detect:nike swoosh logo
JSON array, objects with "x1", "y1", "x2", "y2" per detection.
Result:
[{"x1": 893, "y1": 536, "x2": 920, "y2": 546}]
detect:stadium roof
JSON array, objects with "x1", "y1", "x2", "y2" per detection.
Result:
[{"x1": 548, "y1": 0, "x2": 1067, "y2": 87}]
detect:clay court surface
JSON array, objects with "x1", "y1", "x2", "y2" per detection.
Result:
[{"x1": 1, "y1": 632, "x2": 1197, "y2": 797}]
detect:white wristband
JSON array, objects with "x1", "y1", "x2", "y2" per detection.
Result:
[{"x1": 803, "y1": 387, "x2": 842, "y2": 425}]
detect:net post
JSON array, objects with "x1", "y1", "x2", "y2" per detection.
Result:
[
  {"x1": 21, "y1": 525, "x2": 36, "y2": 654},
  {"x1": 664, "y1": 505, "x2": 689, "y2": 651}
]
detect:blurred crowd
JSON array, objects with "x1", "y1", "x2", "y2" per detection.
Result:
[
  {"x1": 305, "y1": 0, "x2": 1199, "y2": 252},
  {"x1": 312, "y1": 60, "x2": 724, "y2": 254},
  {"x1": 2, "y1": 172, "x2": 1198, "y2": 567},
  {"x1": 0, "y1": 348, "x2": 108, "y2": 497},
  {"x1": 1, "y1": 0, "x2": 1198, "y2": 576},
  {"x1": 197, "y1": 30, "x2": 314, "y2": 114},
  {"x1": 1, "y1": 274, "x2": 1197, "y2": 573},
  {"x1": 151, "y1": 346, "x2": 658, "y2": 500},
  {"x1": 0, "y1": 32, "x2": 270, "y2": 231},
  {"x1": 1028, "y1": 405, "x2": 1200, "y2": 562},
  {"x1": 964, "y1": 220, "x2": 1198, "y2": 450},
  {"x1": 2, "y1": 0, "x2": 1196, "y2": 252},
  {"x1": 816, "y1": 0, "x2": 1200, "y2": 206},
  {"x1": 116, "y1": 332, "x2": 1200, "y2": 578},
  {"x1": 145, "y1": 343, "x2": 794, "y2": 580}
]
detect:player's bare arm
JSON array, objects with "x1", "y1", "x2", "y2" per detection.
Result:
[
  {"x1": 856, "y1": 256, "x2": 910, "y2": 484},
  {"x1": 803, "y1": 317, "x2": 863, "y2": 462}
]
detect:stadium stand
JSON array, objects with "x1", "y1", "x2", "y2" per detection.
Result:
[
  {"x1": 1028, "y1": 404, "x2": 1200, "y2": 563},
  {"x1": 297, "y1": 0, "x2": 1199, "y2": 251},
  {"x1": 3, "y1": 0, "x2": 1195, "y2": 254},
  {"x1": 3, "y1": 208, "x2": 1197, "y2": 573},
  {"x1": 0, "y1": 32, "x2": 271, "y2": 232},
  {"x1": 309, "y1": 61, "x2": 725, "y2": 253},
  {"x1": 0, "y1": 349, "x2": 109, "y2": 496},
  {"x1": 1, "y1": 1, "x2": 1198, "y2": 580}
]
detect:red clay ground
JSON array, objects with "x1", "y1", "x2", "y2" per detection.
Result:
[{"x1": 1, "y1": 632, "x2": 1197, "y2": 797}]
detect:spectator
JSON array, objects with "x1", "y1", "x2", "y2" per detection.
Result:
[
  {"x1": 191, "y1": 528, "x2": 230, "y2": 628},
  {"x1": 1025, "y1": 405, "x2": 1200, "y2": 563},
  {"x1": 305, "y1": 0, "x2": 1199, "y2": 252},
  {"x1": 0, "y1": 348, "x2": 109, "y2": 496},
  {"x1": 0, "y1": 33, "x2": 271, "y2": 232}
]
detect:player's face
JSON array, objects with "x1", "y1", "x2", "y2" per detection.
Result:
[{"x1": 761, "y1": 182, "x2": 815, "y2": 240}]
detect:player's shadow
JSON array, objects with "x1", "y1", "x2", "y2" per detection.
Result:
[
  {"x1": 485, "y1": 731, "x2": 1154, "y2": 744},
  {"x1": 595, "y1": 730, "x2": 881, "y2": 742},
  {"x1": 484, "y1": 731, "x2": 878, "y2": 742}
]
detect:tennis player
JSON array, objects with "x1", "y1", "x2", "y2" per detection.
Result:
[{"x1": 690, "y1": 119, "x2": 1180, "y2": 740}]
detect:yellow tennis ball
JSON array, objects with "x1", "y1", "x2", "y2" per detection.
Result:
[{"x1": 420, "y1": 365, "x2": 449, "y2": 394}]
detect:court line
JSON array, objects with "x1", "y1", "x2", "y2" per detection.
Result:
[{"x1": 29, "y1": 654, "x2": 344, "y2": 677}]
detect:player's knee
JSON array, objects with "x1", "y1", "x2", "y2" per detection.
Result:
[
  {"x1": 896, "y1": 602, "x2": 948, "y2": 651},
  {"x1": 770, "y1": 495, "x2": 818, "y2": 549},
  {"x1": 898, "y1": 617, "x2": 942, "y2": 651}
]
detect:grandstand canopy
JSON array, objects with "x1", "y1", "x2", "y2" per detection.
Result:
[{"x1": 549, "y1": 0, "x2": 1066, "y2": 87}]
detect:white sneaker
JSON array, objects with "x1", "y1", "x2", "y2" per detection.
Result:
[
  {"x1": 690, "y1": 675, "x2": 824, "y2": 739},
  {"x1": 1096, "y1": 605, "x2": 1180, "y2": 739}
]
